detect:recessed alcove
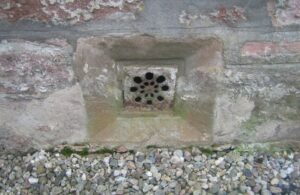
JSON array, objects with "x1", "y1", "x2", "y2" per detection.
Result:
[{"x1": 74, "y1": 35, "x2": 223, "y2": 147}]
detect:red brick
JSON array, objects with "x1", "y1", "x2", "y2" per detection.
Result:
[
  {"x1": 241, "y1": 41, "x2": 300, "y2": 58},
  {"x1": 0, "y1": 39, "x2": 73, "y2": 100},
  {"x1": 0, "y1": 0, "x2": 143, "y2": 25},
  {"x1": 210, "y1": 6, "x2": 247, "y2": 25}
]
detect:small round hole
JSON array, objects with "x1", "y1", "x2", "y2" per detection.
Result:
[
  {"x1": 157, "y1": 96, "x2": 164, "y2": 101},
  {"x1": 130, "y1": 87, "x2": 138, "y2": 92},
  {"x1": 156, "y1": 75, "x2": 166, "y2": 83},
  {"x1": 161, "y1": 85, "x2": 169, "y2": 91},
  {"x1": 133, "y1": 76, "x2": 142, "y2": 84},
  {"x1": 145, "y1": 94, "x2": 148, "y2": 97},
  {"x1": 140, "y1": 90, "x2": 145, "y2": 93},
  {"x1": 135, "y1": 97, "x2": 141, "y2": 102},
  {"x1": 140, "y1": 85, "x2": 145, "y2": 89},
  {"x1": 150, "y1": 93, "x2": 154, "y2": 97},
  {"x1": 154, "y1": 85, "x2": 158, "y2": 88},
  {"x1": 145, "y1": 72, "x2": 154, "y2": 80},
  {"x1": 154, "y1": 90, "x2": 158, "y2": 93},
  {"x1": 147, "y1": 100, "x2": 152, "y2": 105},
  {"x1": 144, "y1": 82, "x2": 149, "y2": 86},
  {"x1": 150, "y1": 81, "x2": 155, "y2": 86}
]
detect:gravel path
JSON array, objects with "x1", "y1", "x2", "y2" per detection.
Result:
[{"x1": 0, "y1": 145, "x2": 299, "y2": 194}]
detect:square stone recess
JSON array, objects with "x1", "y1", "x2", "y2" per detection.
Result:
[
  {"x1": 74, "y1": 35, "x2": 223, "y2": 147},
  {"x1": 123, "y1": 65, "x2": 177, "y2": 111}
]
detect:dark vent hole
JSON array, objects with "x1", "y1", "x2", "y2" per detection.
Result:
[
  {"x1": 130, "y1": 87, "x2": 138, "y2": 92},
  {"x1": 145, "y1": 72, "x2": 154, "y2": 80},
  {"x1": 161, "y1": 85, "x2": 169, "y2": 91},
  {"x1": 135, "y1": 97, "x2": 141, "y2": 102},
  {"x1": 157, "y1": 96, "x2": 164, "y2": 101},
  {"x1": 133, "y1": 76, "x2": 142, "y2": 84},
  {"x1": 147, "y1": 100, "x2": 152, "y2": 105},
  {"x1": 156, "y1": 75, "x2": 166, "y2": 83}
]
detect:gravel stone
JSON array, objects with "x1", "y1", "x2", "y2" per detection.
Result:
[
  {"x1": 0, "y1": 146, "x2": 299, "y2": 194},
  {"x1": 116, "y1": 146, "x2": 128, "y2": 153},
  {"x1": 271, "y1": 178, "x2": 279, "y2": 185},
  {"x1": 28, "y1": 177, "x2": 39, "y2": 184},
  {"x1": 270, "y1": 186, "x2": 282, "y2": 193},
  {"x1": 209, "y1": 183, "x2": 220, "y2": 193}
]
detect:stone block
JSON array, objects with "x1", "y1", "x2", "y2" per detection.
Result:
[
  {"x1": 214, "y1": 66, "x2": 300, "y2": 144},
  {"x1": 0, "y1": 0, "x2": 143, "y2": 25},
  {"x1": 268, "y1": 0, "x2": 300, "y2": 27},
  {"x1": 0, "y1": 39, "x2": 87, "y2": 153},
  {"x1": 240, "y1": 41, "x2": 300, "y2": 64},
  {"x1": 74, "y1": 35, "x2": 223, "y2": 147},
  {"x1": 0, "y1": 39, "x2": 73, "y2": 100}
]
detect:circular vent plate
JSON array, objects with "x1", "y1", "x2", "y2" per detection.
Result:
[{"x1": 123, "y1": 66, "x2": 177, "y2": 110}]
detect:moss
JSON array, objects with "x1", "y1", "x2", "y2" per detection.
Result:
[
  {"x1": 199, "y1": 147, "x2": 214, "y2": 155},
  {"x1": 234, "y1": 143, "x2": 295, "y2": 155},
  {"x1": 60, "y1": 146, "x2": 89, "y2": 157},
  {"x1": 60, "y1": 146, "x2": 74, "y2": 157},
  {"x1": 286, "y1": 113, "x2": 299, "y2": 120},
  {"x1": 285, "y1": 94, "x2": 299, "y2": 108},
  {"x1": 77, "y1": 147, "x2": 89, "y2": 156},
  {"x1": 173, "y1": 100, "x2": 188, "y2": 119},
  {"x1": 129, "y1": 149, "x2": 135, "y2": 154},
  {"x1": 95, "y1": 147, "x2": 114, "y2": 154},
  {"x1": 146, "y1": 145, "x2": 159, "y2": 149},
  {"x1": 241, "y1": 115, "x2": 266, "y2": 133}
]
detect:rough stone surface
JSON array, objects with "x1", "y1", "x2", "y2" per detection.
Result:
[
  {"x1": 214, "y1": 95, "x2": 255, "y2": 143},
  {"x1": 0, "y1": 0, "x2": 143, "y2": 25},
  {"x1": 241, "y1": 41, "x2": 300, "y2": 63},
  {"x1": 178, "y1": 6, "x2": 247, "y2": 27},
  {"x1": 0, "y1": 84, "x2": 87, "y2": 153},
  {"x1": 74, "y1": 35, "x2": 223, "y2": 146},
  {"x1": 0, "y1": 0, "x2": 299, "y2": 151},
  {"x1": 0, "y1": 39, "x2": 73, "y2": 100},
  {"x1": 214, "y1": 66, "x2": 300, "y2": 144},
  {"x1": 268, "y1": 0, "x2": 300, "y2": 27},
  {"x1": 0, "y1": 40, "x2": 87, "y2": 153}
]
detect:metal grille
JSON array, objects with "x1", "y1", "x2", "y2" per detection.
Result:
[
  {"x1": 123, "y1": 66, "x2": 177, "y2": 110},
  {"x1": 130, "y1": 72, "x2": 170, "y2": 105}
]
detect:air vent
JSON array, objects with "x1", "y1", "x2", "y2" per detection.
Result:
[{"x1": 123, "y1": 66, "x2": 177, "y2": 110}]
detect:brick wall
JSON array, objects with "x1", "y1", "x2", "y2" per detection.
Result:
[{"x1": 0, "y1": 0, "x2": 299, "y2": 152}]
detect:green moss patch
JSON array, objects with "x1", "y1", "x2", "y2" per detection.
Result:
[{"x1": 94, "y1": 147, "x2": 114, "y2": 154}]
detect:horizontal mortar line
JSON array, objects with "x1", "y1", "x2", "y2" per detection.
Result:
[
  {"x1": 0, "y1": 25, "x2": 292, "y2": 33},
  {"x1": 226, "y1": 63, "x2": 300, "y2": 69},
  {"x1": 0, "y1": 26, "x2": 297, "y2": 36},
  {"x1": 75, "y1": 26, "x2": 277, "y2": 32}
]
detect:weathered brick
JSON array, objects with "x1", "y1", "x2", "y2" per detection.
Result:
[
  {"x1": 210, "y1": 6, "x2": 247, "y2": 25},
  {"x1": 267, "y1": 0, "x2": 300, "y2": 27},
  {"x1": 0, "y1": 0, "x2": 143, "y2": 25},
  {"x1": 178, "y1": 6, "x2": 247, "y2": 27},
  {"x1": 241, "y1": 41, "x2": 300, "y2": 59},
  {"x1": 0, "y1": 39, "x2": 73, "y2": 100}
]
